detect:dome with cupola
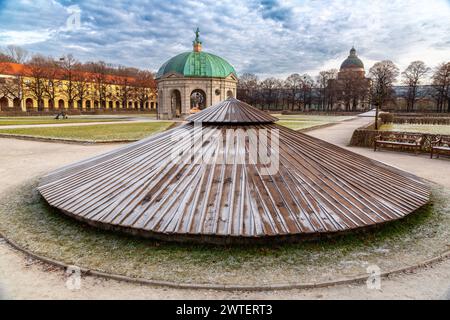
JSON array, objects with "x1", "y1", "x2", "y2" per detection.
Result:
[
  {"x1": 156, "y1": 28, "x2": 237, "y2": 79},
  {"x1": 340, "y1": 47, "x2": 364, "y2": 70}
]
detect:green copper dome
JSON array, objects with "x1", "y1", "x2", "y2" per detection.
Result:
[
  {"x1": 156, "y1": 28, "x2": 236, "y2": 79},
  {"x1": 156, "y1": 51, "x2": 237, "y2": 79},
  {"x1": 340, "y1": 47, "x2": 364, "y2": 70}
]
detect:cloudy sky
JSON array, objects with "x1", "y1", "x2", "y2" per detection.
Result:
[{"x1": 0, "y1": 0, "x2": 449, "y2": 79}]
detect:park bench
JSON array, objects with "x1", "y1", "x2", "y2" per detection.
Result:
[
  {"x1": 54, "y1": 111, "x2": 68, "y2": 120},
  {"x1": 374, "y1": 133, "x2": 424, "y2": 154},
  {"x1": 431, "y1": 136, "x2": 450, "y2": 159}
]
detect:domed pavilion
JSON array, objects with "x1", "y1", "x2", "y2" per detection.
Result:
[
  {"x1": 38, "y1": 97, "x2": 430, "y2": 244},
  {"x1": 338, "y1": 47, "x2": 366, "y2": 80},
  {"x1": 156, "y1": 28, "x2": 238, "y2": 119}
]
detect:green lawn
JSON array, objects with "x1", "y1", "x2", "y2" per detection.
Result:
[
  {"x1": 381, "y1": 123, "x2": 450, "y2": 135},
  {"x1": 273, "y1": 114, "x2": 354, "y2": 131},
  {"x1": 0, "y1": 116, "x2": 128, "y2": 126},
  {"x1": 0, "y1": 121, "x2": 174, "y2": 142}
]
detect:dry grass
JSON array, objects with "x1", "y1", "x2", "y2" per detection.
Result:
[
  {"x1": 274, "y1": 114, "x2": 354, "y2": 131},
  {"x1": 0, "y1": 181, "x2": 447, "y2": 286},
  {"x1": 381, "y1": 124, "x2": 450, "y2": 135},
  {"x1": 0, "y1": 122, "x2": 174, "y2": 142}
]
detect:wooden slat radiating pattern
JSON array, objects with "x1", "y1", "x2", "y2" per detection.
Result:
[
  {"x1": 186, "y1": 97, "x2": 278, "y2": 123},
  {"x1": 38, "y1": 122, "x2": 430, "y2": 241}
]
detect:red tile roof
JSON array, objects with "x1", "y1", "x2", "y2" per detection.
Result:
[{"x1": 0, "y1": 62, "x2": 136, "y2": 84}]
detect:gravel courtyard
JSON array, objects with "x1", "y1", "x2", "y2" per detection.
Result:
[{"x1": 0, "y1": 116, "x2": 449, "y2": 299}]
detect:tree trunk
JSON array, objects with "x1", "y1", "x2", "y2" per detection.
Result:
[{"x1": 375, "y1": 104, "x2": 380, "y2": 130}]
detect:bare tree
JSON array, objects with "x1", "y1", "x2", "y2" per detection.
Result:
[
  {"x1": 322, "y1": 69, "x2": 338, "y2": 111},
  {"x1": 59, "y1": 54, "x2": 79, "y2": 109},
  {"x1": 260, "y1": 77, "x2": 278, "y2": 110},
  {"x1": 237, "y1": 73, "x2": 259, "y2": 106},
  {"x1": 300, "y1": 74, "x2": 313, "y2": 111},
  {"x1": 5, "y1": 45, "x2": 29, "y2": 64},
  {"x1": 25, "y1": 55, "x2": 49, "y2": 111},
  {"x1": 73, "y1": 72, "x2": 90, "y2": 110},
  {"x1": 115, "y1": 77, "x2": 134, "y2": 109},
  {"x1": 285, "y1": 74, "x2": 302, "y2": 111},
  {"x1": 402, "y1": 61, "x2": 430, "y2": 112},
  {"x1": 431, "y1": 62, "x2": 450, "y2": 113},
  {"x1": 86, "y1": 61, "x2": 109, "y2": 109},
  {"x1": 133, "y1": 71, "x2": 157, "y2": 110},
  {"x1": 369, "y1": 60, "x2": 399, "y2": 129},
  {"x1": 0, "y1": 63, "x2": 24, "y2": 110},
  {"x1": 0, "y1": 51, "x2": 15, "y2": 63},
  {"x1": 39, "y1": 57, "x2": 62, "y2": 110},
  {"x1": 336, "y1": 73, "x2": 370, "y2": 112}
]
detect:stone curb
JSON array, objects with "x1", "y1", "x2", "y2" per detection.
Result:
[
  {"x1": 0, "y1": 134, "x2": 136, "y2": 145},
  {"x1": 1, "y1": 230, "x2": 449, "y2": 292}
]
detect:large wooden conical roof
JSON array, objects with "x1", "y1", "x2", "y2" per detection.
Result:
[{"x1": 38, "y1": 99, "x2": 430, "y2": 244}]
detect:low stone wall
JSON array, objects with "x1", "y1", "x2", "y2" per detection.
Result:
[
  {"x1": 349, "y1": 122, "x2": 379, "y2": 148},
  {"x1": 350, "y1": 121, "x2": 450, "y2": 151},
  {"x1": 393, "y1": 116, "x2": 450, "y2": 125},
  {"x1": 394, "y1": 112, "x2": 450, "y2": 118},
  {"x1": 281, "y1": 110, "x2": 360, "y2": 116}
]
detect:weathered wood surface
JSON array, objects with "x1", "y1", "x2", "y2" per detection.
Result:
[
  {"x1": 186, "y1": 97, "x2": 278, "y2": 123},
  {"x1": 38, "y1": 98, "x2": 430, "y2": 242}
]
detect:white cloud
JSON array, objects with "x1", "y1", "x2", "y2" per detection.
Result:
[
  {"x1": 0, "y1": 30, "x2": 55, "y2": 45},
  {"x1": 0, "y1": 0, "x2": 448, "y2": 80}
]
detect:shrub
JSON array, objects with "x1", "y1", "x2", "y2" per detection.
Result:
[{"x1": 380, "y1": 113, "x2": 394, "y2": 123}]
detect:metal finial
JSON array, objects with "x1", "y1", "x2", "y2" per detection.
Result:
[{"x1": 194, "y1": 27, "x2": 201, "y2": 44}]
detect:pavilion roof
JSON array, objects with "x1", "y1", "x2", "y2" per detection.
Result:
[
  {"x1": 38, "y1": 98, "x2": 430, "y2": 244},
  {"x1": 186, "y1": 97, "x2": 278, "y2": 124}
]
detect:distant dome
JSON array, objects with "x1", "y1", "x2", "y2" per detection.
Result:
[
  {"x1": 156, "y1": 51, "x2": 237, "y2": 79},
  {"x1": 340, "y1": 47, "x2": 364, "y2": 70}
]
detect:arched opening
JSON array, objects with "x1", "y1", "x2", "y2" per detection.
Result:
[
  {"x1": 0, "y1": 97, "x2": 9, "y2": 111},
  {"x1": 134, "y1": 102, "x2": 139, "y2": 109},
  {"x1": 48, "y1": 99, "x2": 54, "y2": 110},
  {"x1": 145, "y1": 102, "x2": 149, "y2": 109},
  {"x1": 227, "y1": 90, "x2": 234, "y2": 98},
  {"x1": 116, "y1": 101, "x2": 120, "y2": 109},
  {"x1": 13, "y1": 98, "x2": 21, "y2": 109},
  {"x1": 86, "y1": 100, "x2": 91, "y2": 110},
  {"x1": 151, "y1": 102, "x2": 155, "y2": 109},
  {"x1": 128, "y1": 101, "x2": 133, "y2": 109},
  {"x1": 190, "y1": 89, "x2": 206, "y2": 110},
  {"x1": 58, "y1": 99, "x2": 65, "y2": 109},
  {"x1": 77, "y1": 100, "x2": 82, "y2": 110},
  {"x1": 25, "y1": 98, "x2": 34, "y2": 111},
  {"x1": 109, "y1": 101, "x2": 113, "y2": 109},
  {"x1": 171, "y1": 89, "x2": 182, "y2": 117},
  {"x1": 94, "y1": 101, "x2": 99, "y2": 109},
  {"x1": 101, "y1": 100, "x2": 106, "y2": 109}
]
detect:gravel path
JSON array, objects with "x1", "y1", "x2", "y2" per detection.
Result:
[{"x1": 0, "y1": 117, "x2": 449, "y2": 299}]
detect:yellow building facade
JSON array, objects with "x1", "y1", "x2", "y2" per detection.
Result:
[{"x1": 0, "y1": 62, "x2": 157, "y2": 113}]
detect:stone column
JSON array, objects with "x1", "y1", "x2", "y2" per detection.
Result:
[{"x1": 182, "y1": 86, "x2": 190, "y2": 117}]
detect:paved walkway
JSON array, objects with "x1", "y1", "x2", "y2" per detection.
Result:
[
  {"x1": 0, "y1": 117, "x2": 449, "y2": 299},
  {"x1": 305, "y1": 117, "x2": 450, "y2": 188}
]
